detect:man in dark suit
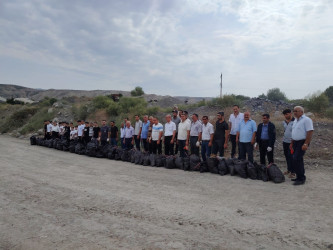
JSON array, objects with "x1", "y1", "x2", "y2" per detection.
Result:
[{"x1": 256, "y1": 114, "x2": 276, "y2": 165}]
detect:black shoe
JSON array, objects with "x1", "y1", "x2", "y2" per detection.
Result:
[
  {"x1": 291, "y1": 178, "x2": 297, "y2": 181},
  {"x1": 293, "y1": 180, "x2": 305, "y2": 185}
]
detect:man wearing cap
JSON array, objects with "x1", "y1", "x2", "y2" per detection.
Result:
[
  {"x1": 228, "y1": 105, "x2": 244, "y2": 158},
  {"x1": 200, "y1": 116, "x2": 214, "y2": 161},
  {"x1": 236, "y1": 112, "x2": 256, "y2": 163},
  {"x1": 172, "y1": 110, "x2": 181, "y2": 154},
  {"x1": 212, "y1": 112, "x2": 229, "y2": 157},
  {"x1": 190, "y1": 113, "x2": 202, "y2": 156},
  {"x1": 290, "y1": 106, "x2": 314, "y2": 185},
  {"x1": 177, "y1": 113, "x2": 191, "y2": 157}
]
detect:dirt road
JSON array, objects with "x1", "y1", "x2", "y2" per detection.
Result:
[{"x1": 0, "y1": 136, "x2": 332, "y2": 250}]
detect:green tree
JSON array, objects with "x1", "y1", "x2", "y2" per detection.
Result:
[
  {"x1": 92, "y1": 96, "x2": 112, "y2": 109},
  {"x1": 324, "y1": 86, "x2": 333, "y2": 104},
  {"x1": 267, "y1": 88, "x2": 287, "y2": 101},
  {"x1": 130, "y1": 86, "x2": 145, "y2": 96},
  {"x1": 306, "y1": 93, "x2": 329, "y2": 114}
]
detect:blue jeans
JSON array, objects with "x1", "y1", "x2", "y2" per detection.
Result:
[
  {"x1": 239, "y1": 142, "x2": 254, "y2": 163},
  {"x1": 292, "y1": 140, "x2": 306, "y2": 181},
  {"x1": 121, "y1": 138, "x2": 125, "y2": 149},
  {"x1": 110, "y1": 138, "x2": 117, "y2": 146},
  {"x1": 201, "y1": 141, "x2": 211, "y2": 161}
]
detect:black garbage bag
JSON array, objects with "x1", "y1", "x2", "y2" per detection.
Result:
[
  {"x1": 35, "y1": 137, "x2": 42, "y2": 146},
  {"x1": 217, "y1": 158, "x2": 229, "y2": 175},
  {"x1": 189, "y1": 154, "x2": 201, "y2": 171},
  {"x1": 114, "y1": 148, "x2": 123, "y2": 160},
  {"x1": 55, "y1": 139, "x2": 63, "y2": 150},
  {"x1": 234, "y1": 160, "x2": 248, "y2": 178},
  {"x1": 174, "y1": 156, "x2": 183, "y2": 169},
  {"x1": 47, "y1": 139, "x2": 54, "y2": 148},
  {"x1": 30, "y1": 136, "x2": 36, "y2": 145},
  {"x1": 106, "y1": 147, "x2": 117, "y2": 159},
  {"x1": 267, "y1": 164, "x2": 285, "y2": 183},
  {"x1": 143, "y1": 153, "x2": 150, "y2": 166},
  {"x1": 257, "y1": 163, "x2": 269, "y2": 182},
  {"x1": 155, "y1": 155, "x2": 166, "y2": 167},
  {"x1": 69, "y1": 140, "x2": 77, "y2": 153},
  {"x1": 130, "y1": 149, "x2": 137, "y2": 163},
  {"x1": 165, "y1": 156, "x2": 176, "y2": 169},
  {"x1": 150, "y1": 154, "x2": 156, "y2": 166},
  {"x1": 207, "y1": 157, "x2": 219, "y2": 174},
  {"x1": 100, "y1": 144, "x2": 113, "y2": 157},
  {"x1": 183, "y1": 156, "x2": 190, "y2": 171},
  {"x1": 247, "y1": 161, "x2": 257, "y2": 180},
  {"x1": 61, "y1": 139, "x2": 69, "y2": 151},
  {"x1": 134, "y1": 151, "x2": 142, "y2": 164},
  {"x1": 121, "y1": 149, "x2": 131, "y2": 162},
  {"x1": 75, "y1": 142, "x2": 86, "y2": 155},
  {"x1": 86, "y1": 141, "x2": 98, "y2": 157},
  {"x1": 200, "y1": 161, "x2": 208, "y2": 173},
  {"x1": 225, "y1": 158, "x2": 237, "y2": 176}
]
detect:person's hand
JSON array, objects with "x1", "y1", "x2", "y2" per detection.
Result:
[
  {"x1": 170, "y1": 139, "x2": 174, "y2": 144},
  {"x1": 208, "y1": 141, "x2": 212, "y2": 147},
  {"x1": 289, "y1": 144, "x2": 293, "y2": 151},
  {"x1": 254, "y1": 142, "x2": 258, "y2": 150},
  {"x1": 131, "y1": 140, "x2": 134, "y2": 145},
  {"x1": 267, "y1": 146, "x2": 272, "y2": 152},
  {"x1": 224, "y1": 143, "x2": 228, "y2": 149},
  {"x1": 196, "y1": 141, "x2": 200, "y2": 147},
  {"x1": 251, "y1": 139, "x2": 255, "y2": 145},
  {"x1": 186, "y1": 141, "x2": 189, "y2": 146},
  {"x1": 302, "y1": 144, "x2": 308, "y2": 151},
  {"x1": 137, "y1": 135, "x2": 140, "y2": 140},
  {"x1": 236, "y1": 138, "x2": 239, "y2": 143},
  {"x1": 107, "y1": 138, "x2": 109, "y2": 142},
  {"x1": 157, "y1": 140, "x2": 160, "y2": 145}
]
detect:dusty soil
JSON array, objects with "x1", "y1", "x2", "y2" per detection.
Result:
[{"x1": 0, "y1": 136, "x2": 332, "y2": 250}]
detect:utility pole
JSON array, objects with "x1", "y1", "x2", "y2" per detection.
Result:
[{"x1": 220, "y1": 73, "x2": 222, "y2": 98}]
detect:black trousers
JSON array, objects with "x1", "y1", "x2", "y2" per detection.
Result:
[
  {"x1": 174, "y1": 132, "x2": 179, "y2": 155},
  {"x1": 101, "y1": 140, "x2": 108, "y2": 146},
  {"x1": 239, "y1": 142, "x2": 254, "y2": 163},
  {"x1": 152, "y1": 140, "x2": 162, "y2": 154},
  {"x1": 283, "y1": 142, "x2": 294, "y2": 173},
  {"x1": 134, "y1": 135, "x2": 140, "y2": 150},
  {"x1": 190, "y1": 136, "x2": 199, "y2": 156},
  {"x1": 259, "y1": 140, "x2": 274, "y2": 165},
  {"x1": 292, "y1": 140, "x2": 306, "y2": 181},
  {"x1": 212, "y1": 139, "x2": 225, "y2": 157},
  {"x1": 52, "y1": 132, "x2": 59, "y2": 139},
  {"x1": 125, "y1": 138, "x2": 133, "y2": 150},
  {"x1": 178, "y1": 140, "x2": 187, "y2": 157},
  {"x1": 46, "y1": 132, "x2": 51, "y2": 140},
  {"x1": 230, "y1": 134, "x2": 240, "y2": 158},
  {"x1": 164, "y1": 136, "x2": 174, "y2": 155},
  {"x1": 142, "y1": 138, "x2": 148, "y2": 152}
]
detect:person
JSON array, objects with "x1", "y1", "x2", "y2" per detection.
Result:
[
  {"x1": 228, "y1": 105, "x2": 244, "y2": 158},
  {"x1": 189, "y1": 114, "x2": 201, "y2": 156},
  {"x1": 151, "y1": 117, "x2": 163, "y2": 154},
  {"x1": 177, "y1": 113, "x2": 190, "y2": 157},
  {"x1": 123, "y1": 121, "x2": 134, "y2": 149},
  {"x1": 290, "y1": 106, "x2": 314, "y2": 185},
  {"x1": 256, "y1": 114, "x2": 276, "y2": 165},
  {"x1": 164, "y1": 114, "x2": 176, "y2": 155},
  {"x1": 120, "y1": 123, "x2": 125, "y2": 149},
  {"x1": 70, "y1": 125, "x2": 78, "y2": 140},
  {"x1": 46, "y1": 120, "x2": 52, "y2": 139},
  {"x1": 77, "y1": 120, "x2": 84, "y2": 142},
  {"x1": 93, "y1": 122, "x2": 100, "y2": 140},
  {"x1": 110, "y1": 121, "x2": 118, "y2": 146},
  {"x1": 134, "y1": 115, "x2": 142, "y2": 150},
  {"x1": 88, "y1": 122, "x2": 94, "y2": 141},
  {"x1": 282, "y1": 109, "x2": 295, "y2": 178},
  {"x1": 141, "y1": 115, "x2": 150, "y2": 152},
  {"x1": 43, "y1": 120, "x2": 48, "y2": 139},
  {"x1": 147, "y1": 116, "x2": 154, "y2": 153},
  {"x1": 82, "y1": 121, "x2": 90, "y2": 144},
  {"x1": 64, "y1": 122, "x2": 70, "y2": 141},
  {"x1": 51, "y1": 121, "x2": 60, "y2": 139},
  {"x1": 212, "y1": 112, "x2": 229, "y2": 157},
  {"x1": 200, "y1": 116, "x2": 214, "y2": 161},
  {"x1": 59, "y1": 122, "x2": 65, "y2": 138},
  {"x1": 172, "y1": 110, "x2": 181, "y2": 155},
  {"x1": 183, "y1": 111, "x2": 191, "y2": 125},
  {"x1": 236, "y1": 112, "x2": 256, "y2": 163},
  {"x1": 99, "y1": 120, "x2": 109, "y2": 146}
]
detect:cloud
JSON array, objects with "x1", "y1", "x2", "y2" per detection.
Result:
[{"x1": 0, "y1": 0, "x2": 332, "y2": 98}]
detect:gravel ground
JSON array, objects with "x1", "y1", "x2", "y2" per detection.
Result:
[{"x1": 0, "y1": 135, "x2": 332, "y2": 250}]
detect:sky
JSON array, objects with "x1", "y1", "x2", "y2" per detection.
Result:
[{"x1": 0, "y1": 0, "x2": 332, "y2": 99}]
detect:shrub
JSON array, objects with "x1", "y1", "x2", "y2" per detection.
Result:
[
  {"x1": 20, "y1": 107, "x2": 55, "y2": 134},
  {"x1": 0, "y1": 107, "x2": 38, "y2": 133},
  {"x1": 130, "y1": 86, "x2": 145, "y2": 96},
  {"x1": 6, "y1": 98, "x2": 24, "y2": 105},
  {"x1": 306, "y1": 93, "x2": 329, "y2": 114},
  {"x1": 118, "y1": 97, "x2": 147, "y2": 114},
  {"x1": 208, "y1": 95, "x2": 241, "y2": 108},
  {"x1": 146, "y1": 106, "x2": 160, "y2": 115},
  {"x1": 324, "y1": 86, "x2": 333, "y2": 104},
  {"x1": 92, "y1": 96, "x2": 113, "y2": 109},
  {"x1": 326, "y1": 107, "x2": 333, "y2": 119},
  {"x1": 107, "y1": 101, "x2": 119, "y2": 116},
  {"x1": 267, "y1": 88, "x2": 287, "y2": 101}
]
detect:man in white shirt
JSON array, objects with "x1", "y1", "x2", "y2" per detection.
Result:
[
  {"x1": 190, "y1": 114, "x2": 202, "y2": 156},
  {"x1": 77, "y1": 120, "x2": 84, "y2": 142},
  {"x1": 123, "y1": 121, "x2": 134, "y2": 149},
  {"x1": 46, "y1": 120, "x2": 52, "y2": 139},
  {"x1": 228, "y1": 105, "x2": 244, "y2": 158},
  {"x1": 200, "y1": 116, "x2": 214, "y2": 161},
  {"x1": 51, "y1": 121, "x2": 60, "y2": 139},
  {"x1": 177, "y1": 114, "x2": 191, "y2": 157},
  {"x1": 172, "y1": 110, "x2": 181, "y2": 155},
  {"x1": 70, "y1": 126, "x2": 78, "y2": 140},
  {"x1": 134, "y1": 115, "x2": 143, "y2": 150},
  {"x1": 120, "y1": 123, "x2": 125, "y2": 149},
  {"x1": 152, "y1": 117, "x2": 163, "y2": 154},
  {"x1": 164, "y1": 114, "x2": 176, "y2": 155},
  {"x1": 290, "y1": 106, "x2": 314, "y2": 185}
]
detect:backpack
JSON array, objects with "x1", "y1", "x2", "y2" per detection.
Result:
[
  {"x1": 189, "y1": 154, "x2": 201, "y2": 171},
  {"x1": 217, "y1": 158, "x2": 228, "y2": 175},
  {"x1": 267, "y1": 164, "x2": 285, "y2": 183}
]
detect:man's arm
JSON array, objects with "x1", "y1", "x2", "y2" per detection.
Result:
[
  {"x1": 186, "y1": 130, "x2": 190, "y2": 145},
  {"x1": 251, "y1": 132, "x2": 256, "y2": 145},
  {"x1": 171, "y1": 130, "x2": 176, "y2": 143},
  {"x1": 302, "y1": 130, "x2": 314, "y2": 151},
  {"x1": 208, "y1": 133, "x2": 214, "y2": 147},
  {"x1": 236, "y1": 131, "x2": 240, "y2": 143},
  {"x1": 157, "y1": 130, "x2": 163, "y2": 144}
]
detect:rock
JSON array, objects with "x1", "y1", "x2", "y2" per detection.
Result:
[
  {"x1": 305, "y1": 112, "x2": 314, "y2": 117},
  {"x1": 48, "y1": 108, "x2": 53, "y2": 113},
  {"x1": 19, "y1": 135, "x2": 25, "y2": 139},
  {"x1": 37, "y1": 129, "x2": 44, "y2": 135},
  {"x1": 57, "y1": 112, "x2": 61, "y2": 115},
  {"x1": 53, "y1": 102, "x2": 59, "y2": 108}
]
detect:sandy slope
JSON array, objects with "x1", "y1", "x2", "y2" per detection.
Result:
[{"x1": 0, "y1": 136, "x2": 332, "y2": 250}]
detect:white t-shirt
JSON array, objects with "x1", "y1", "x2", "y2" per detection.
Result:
[
  {"x1": 59, "y1": 125, "x2": 64, "y2": 135},
  {"x1": 152, "y1": 123, "x2": 163, "y2": 141},
  {"x1": 70, "y1": 129, "x2": 78, "y2": 140},
  {"x1": 47, "y1": 124, "x2": 52, "y2": 132},
  {"x1": 77, "y1": 124, "x2": 85, "y2": 136},
  {"x1": 291, "y1": 115, "x2": 314, "y2": 141},
  {"x1": 202, "y1": 122, "x2": 214, "y2": 140},
  {"x1": 229, "y1": 113, "x2": 244, "y2": 135},
  {"x1": 120, "y1": 127, "x2": 125, "y2": 138},
  {"x1": 51, "y1": 125, "x2": 60, "y2": 133},
  {"x1": 134, "y1": 120, "x2": 143, "y2": 135},
  {"x1": 164, "y1": 121, "x2": 176, "y2": 137},
  {"x1": 178, "y1": 120, "x2": 191, "y2": 140}
]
